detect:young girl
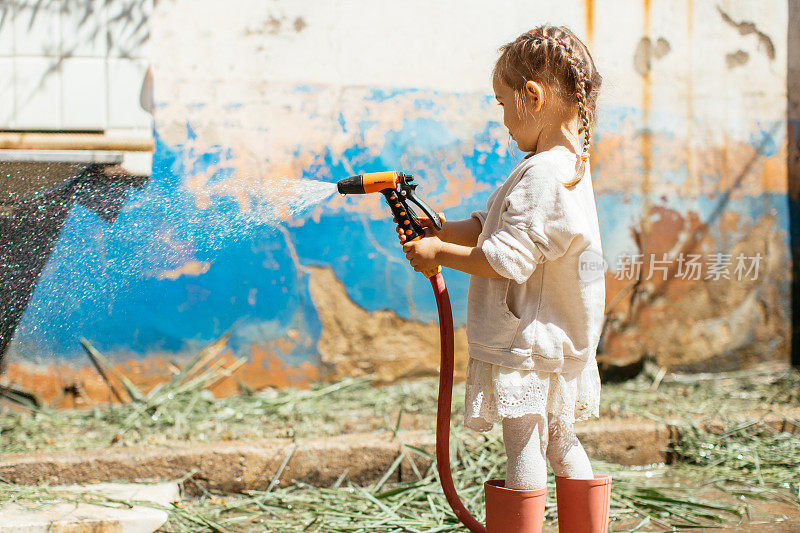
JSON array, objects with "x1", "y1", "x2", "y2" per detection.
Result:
[{"x1": 399, "y1": 25, "x2": 610, "y2": 532}]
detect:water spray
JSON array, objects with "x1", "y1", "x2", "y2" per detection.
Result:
[{"x1": 336, "y1": 171, "x2": 485, "y2": 532}]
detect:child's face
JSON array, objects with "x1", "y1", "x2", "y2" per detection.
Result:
[{"x1": 492, "y1": 74, "x2": 541, "y2": 153}]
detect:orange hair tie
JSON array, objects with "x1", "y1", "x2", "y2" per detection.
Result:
[{"x1": 580, "y1": 151, "x2": 590, "y2": 162}]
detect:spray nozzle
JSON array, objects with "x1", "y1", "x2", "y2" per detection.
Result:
[
  {"x1": 337, "y1": 171, "x2": 442, "y2": 232},
  {"x1": 338, "y1": 171, "x2": 442, "y2": 277},
  {"x1": 336, "y1": 171, "x2": 399, "y2": 195}
]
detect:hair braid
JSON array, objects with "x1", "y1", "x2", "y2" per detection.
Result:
[
  {"x1": 541, "y1": 33, "x2": 591, "y2": 187},
  {"x1": 493, "y1": 25, "x2": 602, "y2": 189},
  {"x1": 563, "y1": 43, "x2": 592, "y2": 188}
]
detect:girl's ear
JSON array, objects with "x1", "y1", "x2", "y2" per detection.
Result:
[{"x1": 524, "y1": 80, "x2": 544, "y2": 112}]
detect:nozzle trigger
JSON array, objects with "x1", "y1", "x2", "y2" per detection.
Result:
[{"x1": 398, "y1": 173, "x2": 442, "y2": 231}]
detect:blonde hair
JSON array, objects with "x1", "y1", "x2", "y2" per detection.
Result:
[{"x1": 493, "y1": 25, "x2": 602, "y2": 188}]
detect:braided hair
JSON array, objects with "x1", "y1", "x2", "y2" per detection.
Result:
[{"x1": 493, "y1": 25, "x2": 602, "y2": 188}]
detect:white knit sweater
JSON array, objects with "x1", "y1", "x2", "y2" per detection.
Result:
[{"x1": 467, "y1": 149, "x2": 606, "y2": 374}]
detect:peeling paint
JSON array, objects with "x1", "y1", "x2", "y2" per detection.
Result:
[
  {"x1": 717, "y1": 6, "x2": 776, "y2": 60},
  {"x1": 305, "y1": 265, "x2": 469, "y2": 385},
  {"x1": 3, "y1": 337, "x2": 318, "y2": 408},
  {"x1": 152, "y1": 260, "x2": 211, "y2": 281},
  {"x1": 633, "y1": 36, "x2": 671, "y2": 77},
  {"x1": 725, "y1": 49, "x2": 750, "y2": 69},
  {"x1": 2, "y1": 0, "x2": 794, "y2": 389},
  {"x1": 601, "y1": 206, "x2": 789, "y2": 372}
]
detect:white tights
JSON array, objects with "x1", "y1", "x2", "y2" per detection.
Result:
[{"x1": 502, "y1": 413, "x2": 593, "y2": 490}]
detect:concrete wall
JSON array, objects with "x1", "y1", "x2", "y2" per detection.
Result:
[{"x1": 3, "y1": 0, "x2": 793, "y2": 404}]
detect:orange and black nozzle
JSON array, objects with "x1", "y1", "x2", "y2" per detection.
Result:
[
  {"x1": 337, "y1": 171, "x2": 443, "y2": 277},
  {"x1": 337, "y1": 171, "x2": 401, "y2": 195}
]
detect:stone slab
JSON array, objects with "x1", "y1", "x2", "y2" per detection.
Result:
[{"x1": 0, "y1": 481, "x2": 178, "y2": 533}]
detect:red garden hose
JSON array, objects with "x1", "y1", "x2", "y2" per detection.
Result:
[
  {"x1": 332, "y1": 171, "x2": 485, "y2": 530},
  {"x1": 430, "y1": 272, "x2": 486, "y2": 533}
]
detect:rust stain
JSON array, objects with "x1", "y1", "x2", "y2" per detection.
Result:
[
  {"x1": 640, "y1": 0, "x2": 653, "y2": 278},
  {"x1": 686, "y1": 0, "x2": 692, "y2": 31},
  {"x1": 592, "y1": 123, "x2": 787, "y2": 198},
  {"x1": 686, "y1": 0, "x2": 695, "y2": 194},
  {"x1": 584, "y1": 0, "x2": 594, "y2": 43},
  {"x1": 718, "y1": 132, "x2": 730, "y2": 201}
]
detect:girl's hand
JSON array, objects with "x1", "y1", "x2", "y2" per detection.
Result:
[
  {"x1": 402, "y1": 229, "x2": 443, "y2": 273},
  {"x1": 394, "y1": 212, "x2": 446, "y2": 243}
]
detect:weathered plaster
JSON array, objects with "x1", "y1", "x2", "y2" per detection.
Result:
[{"x1": 2, "y1": 0, "x2": 794, "y2": 402}]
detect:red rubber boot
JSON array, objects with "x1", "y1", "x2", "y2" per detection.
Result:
[
  {"x1": 554, "y1": 474, "x2": 611, "y2": 532},
  {"x1": 484, "y1": 478, "x2": 546, "y2": 533}
]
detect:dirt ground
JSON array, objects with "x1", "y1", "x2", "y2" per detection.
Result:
[{"x1": 1, "y1": 368, "x2": 797, "y2": 531}]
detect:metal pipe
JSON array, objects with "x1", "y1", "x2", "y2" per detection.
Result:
[{"x1": 0, "y1": 133, "x2": 154, "y2": 152}]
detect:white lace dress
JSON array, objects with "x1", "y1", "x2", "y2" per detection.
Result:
[{"x1": 463, "y1": 356, "x2": 601, "y2": 437}]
